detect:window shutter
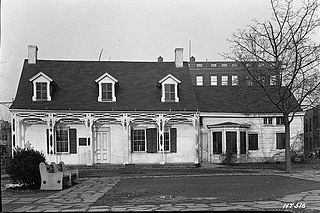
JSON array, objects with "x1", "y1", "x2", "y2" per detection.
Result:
[
  {"x1": 146, "y1": 128, "x2": 157, "y2": 153},
  {"x1": 131, "y1": 128, "x2": 134, "y2": 153},
  {"x1": 240, "y1": 132, "x2": 246, "y2": 154},
  {"x1": 69, "y1": 129, "x2": 77, "y2": 154},
  {"x1": 46, "y1": 129, "x2": 49, "y2": 154},
  {"x1": 170, "y1": 128, "x2": 177, "y2": 153}
]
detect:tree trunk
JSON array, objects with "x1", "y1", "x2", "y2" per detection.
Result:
[{"x1": 284, "y1": 113, "x2": 291, "y2": 172}]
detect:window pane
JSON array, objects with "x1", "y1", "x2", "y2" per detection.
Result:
[
  {"x1": 56, "y1": 129, "x2": 69, "y2": 153},
  {"x1": 164, "y1": 132, "x2": 170, "y2": 151},
  {"x1": 276, "y1": 133, "x2": 286, "y2": 149},
  {"x1": 165, "y1": 84, "x2": 175, "y2": 101},
  {"x1": 222, "y1": 76, "x2": 228, "y2": 86},
  {"x1": 211, "y1": 76, "x2": 217, "y2": 86},
  {"x1": 36, "y1": 82, "x2": 47, "y2": 100},
  {"x1": 102, "y1": 83, "x2": 113, "y2": 101},
  {"x1": 249, "y1": 134, "x2": 258, "y2": 150},
  {"x1": 232, "y1": 75, "x2": 238, "y2": 86},
  {"x1": 133, "y1": 129, "x2": 146, "y2": 151},
  {"x1": 196, "y1": 76, "x2": 203, "y2": 86}
]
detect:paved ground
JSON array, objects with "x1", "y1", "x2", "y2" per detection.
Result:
[{"x1": 2, "y1": 169, "x2": 320, "y2": 212}]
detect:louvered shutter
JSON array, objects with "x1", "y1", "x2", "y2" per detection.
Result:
[
  {"x1": 46, "y1": 129, "x2": 49, "y2": 154},
  {"x1": 146, "y1": 128, "x2": 157, "y2": 153},
  {"x1": 131, "y1": 128, "x2": 134, "y2": 153},
  {"x1": 170, "y1": 128, "x2": 177, "y2": 153},
  {"x1": 240, "y1": 132, "x2": 246, "y2": 154},
  {"x1": 69, "y1": 129, "x2": 77, "y2": 154}
]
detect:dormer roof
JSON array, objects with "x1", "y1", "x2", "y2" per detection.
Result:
[
  {"x1": 158, "y1": 74, "x2": 181, "y2": 84},
  {"x1": 95, "y1": 72, "x2": 118, "y2": 83},
  {"x1": 29, "y1": 72, "x2": 53, "y2": 82}
]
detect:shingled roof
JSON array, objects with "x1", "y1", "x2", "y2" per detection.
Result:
[
  {"x1": 194, "y1": 86, "x2": 303, "y2": 113},
  {"x1": 11, "y1": 60, "x2": 199, "y2": 112}
]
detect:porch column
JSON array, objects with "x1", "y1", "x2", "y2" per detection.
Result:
[
  {"x1": 157, "y1": 114, "x2": 165, "y2": 164},
  {"x1": 237, "y1": 129, "x2": 240, "y2": 155},
  {"x1": 86, "y1": 113, "x2": 94, "y2": 165},
  {"x1": 16, "y1": 117, "x2": 22, "y2": 148},
  {"x1": 121, "y1": 113, "x2": 130, "y2": 164},
  {"x1": 46, "y1": 113, "x2": 56, "y2": 156},
  {"x1": 222, "y1": 129, "x2": 226, "y2": 154},
  {"x1": 192, "y1": 114, "x2": 200, "y2": 164},
  {"x1": 11, "y1": 114, "x2": 16, "y2": 155}
]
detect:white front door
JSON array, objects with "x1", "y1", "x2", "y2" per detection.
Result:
[{"x1": 95, "y1": 128, "x2": 110, "y2": 163}]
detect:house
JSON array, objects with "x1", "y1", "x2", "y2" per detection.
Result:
[
  {"x1": 10, "y1": 45, "x2": 304, "y2": 165},
  {"x1": 304, "y1": 105, "x2": 320, "y2": 156}
]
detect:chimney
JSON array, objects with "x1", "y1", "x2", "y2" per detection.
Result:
[
  {"x1": 174, "y1": 48, "x2": 183, "y2": 68},
  {"x1": 28, "y1": 45, "x2": 38, "y2": 64},
  {"x1": 158, "y1": 56, "x2": 163, "y2": 63}
]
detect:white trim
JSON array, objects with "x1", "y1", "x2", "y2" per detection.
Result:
[
  {"x1": 95, "y1": 72, "x2": 118, "y2": 83},
  {"x1": 29, "y1": 72, "x2": 53, "y2": 82},
  {"x1": 200, "y1": 112, "x2": 305, "y2": 117},
  {"x1": 158, "y1": 74, "x2": 181, "y2": 84}
]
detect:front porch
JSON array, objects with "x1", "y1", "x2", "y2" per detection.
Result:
[{"x1": 10, "y1": 111, "x2": 200, "y2": 165}]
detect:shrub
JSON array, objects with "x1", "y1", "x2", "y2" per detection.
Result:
[{"x1": 6, "y1": 147, "x2": 46, "y2": 189}]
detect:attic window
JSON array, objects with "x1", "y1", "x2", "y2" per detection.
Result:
[
  {"x1": 164, "y1": 84, "x2": 175, "y2": 102},
  {"x1": 102, "y1": 83, "x2": 113, "y2": 101},
  {"x1": 29, "y1": 72, "x2": 53, "y2": 101},
  {"x1": 158, "y1": 74, "x2": 181, "y2": 103},
  {"x1": 36, "y1": 82, "x2": 47, "y2": 100},
  {"x1": 95, "y1": 72, "x2": 118, "y2": 102}
]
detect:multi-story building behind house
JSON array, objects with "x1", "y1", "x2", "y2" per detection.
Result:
[
  {"x1": 304, "y1": 105, "x2": 320, "y2": 156},
  {"x1": 0, "y1": 120, "x2": 12, "y2": 157}
]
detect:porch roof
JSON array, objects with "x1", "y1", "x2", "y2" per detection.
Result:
[{"x1": 207, "y1": 122, "x2": 250, "y2": 129}]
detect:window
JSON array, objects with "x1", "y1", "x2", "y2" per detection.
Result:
[
  {"x1": 212, "y1": 132, "x2": 222, "y2": 154},
  {"x1": 196, "y1": 76, "x2": 203, "y2": 86},
  {"x1": 196, "y1": 64, "x2": 203, "y2": 67},
  {"x1": 305, "y1": 119, "x2": 308, "y2": 132},
  {"x1": 222, "y1": 63, "x2": 228, "y2": 67},
  {"x1": 276, "y1": 117, "x2": 284, "y2": 125},
  {"x1": 36, "y1": 82, "x2": 47, "y2": 100},
  {"x1": 211, "y1": 63, "x2": 217, "y2": 67},
  {"x1": 263, "y1": 117, "x2": 273, "y2": 125},
  {"x1": 55, "y1": 128, "x2": 77, "y2": 154},
  {"x1": 101, "y1": 83, "x2": 113, "y2": 101},
  {"x1": 164, "y1": 84, "x2": 175, "y2": 102},
  {"x1": 222, "y1": 76, "x2": 228, "y2": 86},
  {"x1": 133, "y1": 129, "x2": 146, "y2": 152},
  {"x1": 211, "y1": 76, "x2": 217, "y2": 86},
  {"x1": 56, "y1": 129, "x2": 69, "y2": 153},
  {"x1": 248, "y1": 134, "x2": 258, "y2": 150},
  {"x1": 270, "y1": 75, "x2": 277, "y2": 85},
  {"x1": 276, "y1": 133, "x2": 286, "y2": 149},
  {"x1": 232, "y1": 75, "x2": 238, "y2": 86}
]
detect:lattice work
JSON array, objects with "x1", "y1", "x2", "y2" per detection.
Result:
[
  {"x1": 22, "y1": 118, "x2": 47, "y2": 125},
  {"x1": 16, "y1": 112, "x2": 48, "y2": 119}
]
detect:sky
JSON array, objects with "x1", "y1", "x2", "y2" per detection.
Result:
[{"x1": 0, "y1": 0, "x2": 319, "y2": 105}]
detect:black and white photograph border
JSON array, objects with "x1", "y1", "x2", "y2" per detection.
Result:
[{"x1": 1, "y1": 0, "x2": 320, "y2": 212}]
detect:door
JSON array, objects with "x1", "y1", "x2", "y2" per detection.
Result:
[
  {"x1": 95, "y1": 128, "x2": 110, "y2": 163},
  {"x1": 226, "y1": 131, "x2": 237, "y2": 154},
  {"x1": 200, "y1": 133, "x2": 208, "y2": 162}
]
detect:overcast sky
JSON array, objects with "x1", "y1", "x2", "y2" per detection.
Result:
[{"x1": 0, "y1": 0, "x2": 319, "y2": 103}]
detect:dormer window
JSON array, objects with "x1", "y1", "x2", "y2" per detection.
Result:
[
  {"x1": 158, "y1": 74, "x2": 181, "y2": 103},
  {"x1": 164, "y1": 84, "x2": 175, "y2": 102},
  {"x1": 102, "y1": 83, "x2": 113, "y2": 101},
  {"x1": 29, "y1": 72, "x2": 53, "y2": 101},
  {"x1": 36, "y1": 82, "x2": 47, "y2": 100},
  {"x1": 95, "y1": 72, "x2": 118, "y2": 102}
]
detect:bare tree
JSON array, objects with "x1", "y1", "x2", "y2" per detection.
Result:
[{"x1": 225, "y1": 0, "x2": 320, "y2": 172}]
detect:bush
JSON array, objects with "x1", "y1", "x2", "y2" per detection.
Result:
[{"x1": 6, "y1": 147, "x2": 46, "y2": 189}]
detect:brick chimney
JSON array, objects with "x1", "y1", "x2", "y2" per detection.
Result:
[
  {"x1": 28, "y1": 45, "x2": 38, "y2": 64},
  {"x1": 174, "y1": 48, "x2": 183, "y2": 68},
  {"x1": 158, "y1": 56, "x2": 163, "y2": 63}
]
